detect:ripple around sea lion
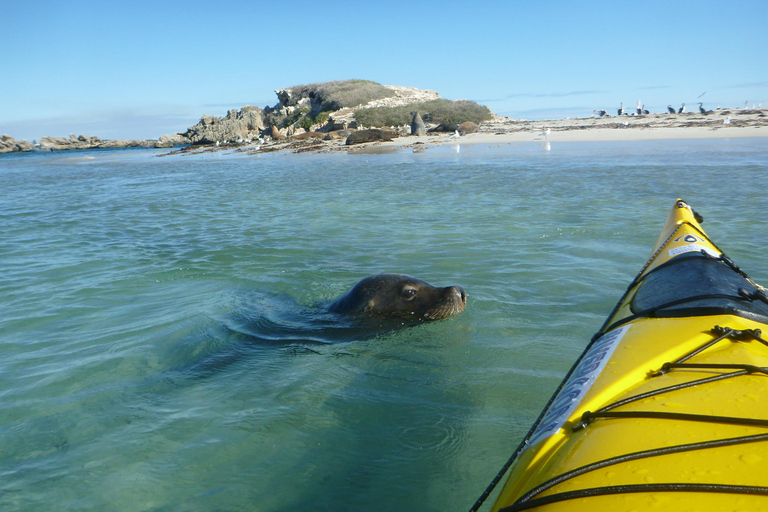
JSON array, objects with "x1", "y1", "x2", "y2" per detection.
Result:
[{"x1": 167, "y1": 288, "x2": 462, "y2": 381}]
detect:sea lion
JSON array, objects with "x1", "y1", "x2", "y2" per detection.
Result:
[
  {"x1": 329, "y1": 274, "x2": 466, "y2": 321},
  {"x1": 410, "y1": 112, "x2": 427, "y2": 136},
  {"x1": 345, "y1": 129, "x2": 398, "y2": 145}
]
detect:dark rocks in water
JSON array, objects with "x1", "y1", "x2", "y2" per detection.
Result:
[
  {"x1": 345, "y1": 129, "x2": 398, "y2": 145},
  {"x1": 0, "y1": 134, "x2": 35, "y2": 153},
  {"x1": 36, "y1": 135, "x2": 168, "y2": 151},
  {"x1": 410, "y1": 111, "x2": 427, "y2": 136}
]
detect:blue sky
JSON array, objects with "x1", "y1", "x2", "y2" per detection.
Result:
[{"x1": 2, "y1": 0, "x2": 766, "y2": 141}]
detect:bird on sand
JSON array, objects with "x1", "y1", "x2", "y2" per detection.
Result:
[
  {"x1": 678, "y1": 103, "x2": 686, "y2": 114},
  {"x1": 667, "y1": 105, "x2": 676, "y2": 114}
]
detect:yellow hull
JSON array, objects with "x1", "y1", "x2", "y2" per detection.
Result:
[{"x1": 488, "y1": 200, "x2": 768, "y2": 511}]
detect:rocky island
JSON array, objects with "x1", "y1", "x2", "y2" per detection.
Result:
[
  {"x1": 0, "y1": 80, "x2": 491, "y2": 154},
  {"x1": 2, "y1": 79, "x2": 766, "y2": 155}
]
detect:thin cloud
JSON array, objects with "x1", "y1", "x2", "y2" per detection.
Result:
[
  {"x1": 505, "y1": 90, "x2": 606, "y2": 99},
  {"x1": 640, "y1": 85, "x2": 672, "y2": 90},
  {"x1": 727, "y1": 81, "x2": 768, "y2": 88}
]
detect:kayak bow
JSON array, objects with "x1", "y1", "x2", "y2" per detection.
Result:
[{"x1": 481, "y1": 199, "x2": 768, "y2": 512}]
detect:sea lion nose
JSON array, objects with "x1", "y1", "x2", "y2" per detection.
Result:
[{"x1": 448, "y1": 286, "x2": 467, "y2": 304}]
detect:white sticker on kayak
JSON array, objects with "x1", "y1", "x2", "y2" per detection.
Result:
[
  {"x1": 525, "y1": 325, "x2": 630, "y2": 450},
  {"x1": 668, "y1": 244, "x2": 718, "y2": 258}
]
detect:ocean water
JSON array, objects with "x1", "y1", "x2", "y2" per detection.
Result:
[{"x1": 1, "y1": 138, "x2": 767, "y2": 511}]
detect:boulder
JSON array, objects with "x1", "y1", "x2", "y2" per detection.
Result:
[
  {"x1": 157, "y1": 134, "x2": 190, "y2": 147},
  {"x1": 0, "y1": 134, "x2": 34, "y2": 153},
  {"x1": 345, "y1": 129, "x2": 398, "y2": 145},
  {"x1": 183, "y1": 106, "x2": 266, "y2": 145}
]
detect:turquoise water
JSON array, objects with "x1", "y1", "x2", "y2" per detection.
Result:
[{"x1": 1, "y1": 139, "x2": 767, "y2": 511}]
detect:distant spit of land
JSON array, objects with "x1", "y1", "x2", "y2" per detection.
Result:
[{"x1": 2, "y1": 80, "x2": 766, "y2": 155}]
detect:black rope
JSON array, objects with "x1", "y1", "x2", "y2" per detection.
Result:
[
  {"x1": 597, "y1": 370, "x2": 748, "y2": 413},
  {"x1": 657, "y1": 362, "x2": 768, "y2": 375},
  {"x1": 513, "y1": 433, "x2": 768, "y2": 505},
  {"x1": 574, "y1": 410, "x2": 768, "y2": 431},
  {"x1": 672, "y1": 326, "x2": 737, "y2": 365},
  {"x1": 501, "y1": 483, "x2": 768, "y2": 512}
]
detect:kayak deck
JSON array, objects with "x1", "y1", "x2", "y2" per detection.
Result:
[{"x1": 488, "y1": 201, "x2": 768, "y2": 511}]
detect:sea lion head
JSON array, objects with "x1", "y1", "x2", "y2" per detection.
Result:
[{"x1": 329, "y1": 274, "x2": 466, "y2": 321}]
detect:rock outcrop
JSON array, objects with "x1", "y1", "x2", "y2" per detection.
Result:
[
  {"x1": 182, "y1": 107, "x2": 264, "y2": 144},
  {"x1": 0, "y1": 134, "x2": 34, "y2": 153},
  {"x1": 36, "y1": 135, "x2": 162, "y2": 150}
]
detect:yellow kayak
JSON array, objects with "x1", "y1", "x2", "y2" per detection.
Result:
[{"x1": 477, "y1": 199, "x2": 768, "y2": 511}]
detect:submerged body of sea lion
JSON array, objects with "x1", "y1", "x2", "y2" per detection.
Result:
[{"x1": 329, "y1": 274, "x2": 466, "y2": 321}]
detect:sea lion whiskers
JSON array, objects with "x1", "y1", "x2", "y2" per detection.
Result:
[{"x1": 423, "y1": 286, "x2": 467, "y2": 320}]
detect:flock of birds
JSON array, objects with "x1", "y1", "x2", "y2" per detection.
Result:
[{"x1": 593, "y1": 100, "x2": 716, "y2": 118}]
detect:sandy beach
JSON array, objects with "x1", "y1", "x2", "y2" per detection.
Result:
[
  {"x1": 376, "y1": 108, "x2": 768, "y2": 149},
  {"x1": 165, "y1": 107, "x2": 767, "y2": 158}
]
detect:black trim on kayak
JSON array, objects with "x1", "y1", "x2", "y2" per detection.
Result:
[
  {"x1": 574, "y1": 410, "x2": 768, "y2": 431},
  {"x1": 500, "y1": 483, "x2": 768, "y2": 512},
  {"x1": 502, "y1": 326, "x2": 768, "y2": 511},
  {"x1": 511, "y1": 433, "x2": 768, "y2": 507},
  {"x1": 574, "y1": 326, "x2": 768, "y2": 431}
]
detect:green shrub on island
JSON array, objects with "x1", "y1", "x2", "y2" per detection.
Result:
[
  {"x1": 299, "y1": 111, "x2": 331, "y2": 132},
  {"x1": 354, "y1": 99, "x2": 492, "y2": 127},
  {"x1": 285, "y1": 80, "x2": 395, "y2": 111}
]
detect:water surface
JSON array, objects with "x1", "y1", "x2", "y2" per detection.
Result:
[{"x1": 1, "y1": 139, "x2": 767, "y2": 511}]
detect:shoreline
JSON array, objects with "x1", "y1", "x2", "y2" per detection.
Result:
[
  {"x1": 162, "y1": 107, "x2": 767, "y2": 157},
  {"x1": 5, "y1": 109, "x2": 767, "y2": 157}
]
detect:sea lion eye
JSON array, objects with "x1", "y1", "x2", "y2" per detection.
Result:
[{"x1": 402, "y1": 287, "x2": 418, "y2": 300}]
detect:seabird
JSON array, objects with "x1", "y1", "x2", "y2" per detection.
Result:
[
  {"x1": 450, "y1": 130, "x2": 460, "y2": 139},
  {"x1": 724, "y1": 116, "x2": 731, "y2": 125},
  {"x1": 678, "y1": 103, "x2": 686, "y2": 114},
  {"x1": 667, "y1": 105, "x2": 676, "y2": 114},
  {"x1": 636, "y1": 100, "x2": 642, "y2": 115},
  {"x1": 699, "y1": 102, "x2": 707, "y2": 114},
  {"x1": 642, "y1": 105, "x2": 649, "y2": 115},
  {"x1": 541, "y1": 128, "x2": 551, "y2": 138},
  {"x1": 593, "y1": 109, "x2": 608, "y2": 118},
  {"x1": 618, "y1": 102, "x2": 624, "y2": 116}
]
